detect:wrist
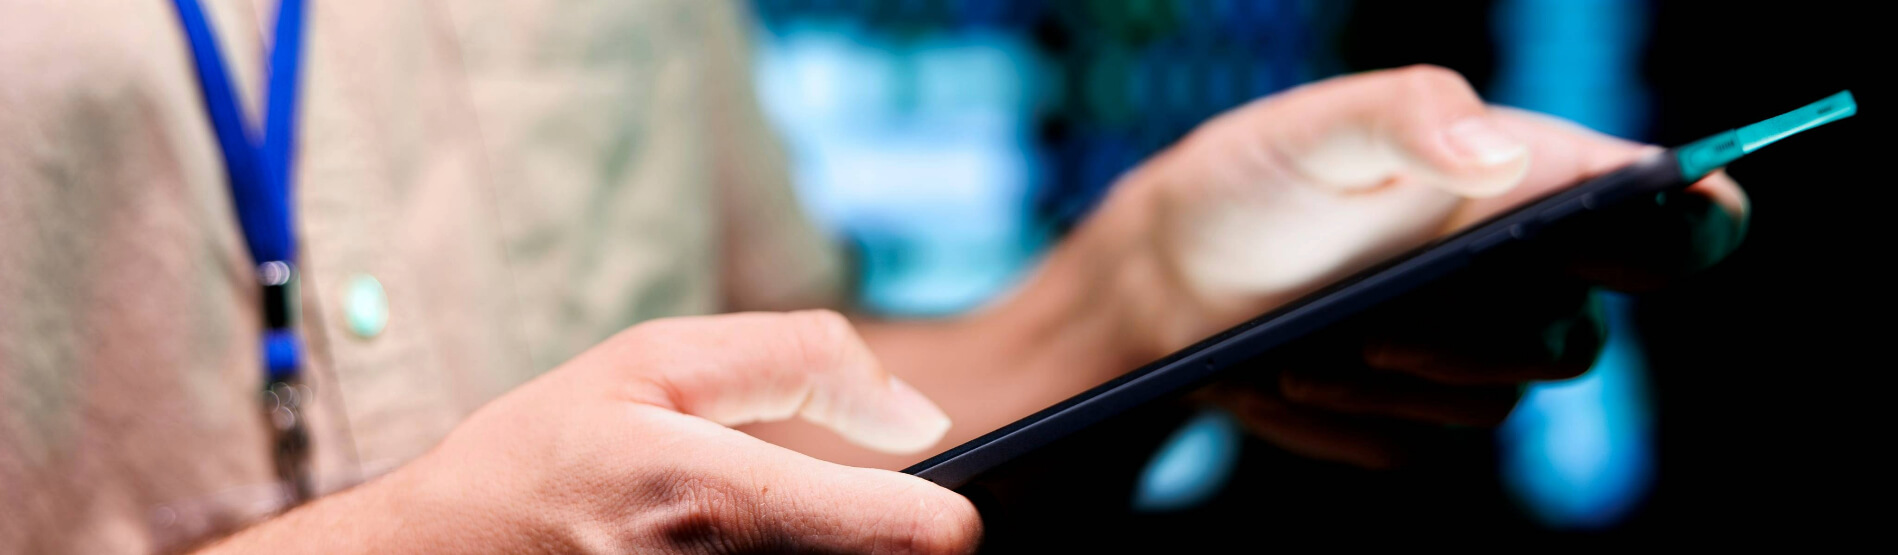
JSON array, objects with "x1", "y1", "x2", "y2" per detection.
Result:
[
  {"x1": 971, "y1": 169, "x2": 1199, "y2": 381},
  {"x1": 1060, "y1": 152, "x2": 1335, "y2": 360},
  {"x1": 366, "y1": 448, "x2": 569, "y2": 553},
  {"x1": 192, "y1": 451, "x2": 548, "y2": 554},
  {"x1": 1079, "y1": 167, "x2": 1231, "y2": 360}
]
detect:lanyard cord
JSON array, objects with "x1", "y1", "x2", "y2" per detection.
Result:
[{"x1": 170, "y1": 0, "x2": 313, "y2": 504}]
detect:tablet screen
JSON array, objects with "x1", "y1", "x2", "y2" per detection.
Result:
[{"x1": 950, "y1": 242, "x2": 1558, "y2": 550}]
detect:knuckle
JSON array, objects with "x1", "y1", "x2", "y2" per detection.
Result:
[
  {"x1": 1389, "y1": 64, "x2": 1477, "y2": 102},
  {"x1": 1393, "y1": 63, "x2": 1468, "y2": 89},
  {"x1": 785, "y1": 309, "x2": 857, "y2": 369},
  {"x1": 649, "y1": 471, "x2": 765, "y2": 552},
  {"x1": 793, "y1": 309, "x2": 854, "y2": 339},
  {"x1": 663, "y1": 471, "x2": 743, "y2": 518}
]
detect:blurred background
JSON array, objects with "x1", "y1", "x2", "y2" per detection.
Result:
[{"x1": 745, "y1": 0, "x2": 1879, "y2": 546}]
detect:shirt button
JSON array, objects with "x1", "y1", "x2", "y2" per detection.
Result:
[{"x1": 343, "y1": 274, "x2": 389, "y2": 339}]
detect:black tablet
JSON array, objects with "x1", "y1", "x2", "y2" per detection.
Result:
[{"x1": 902, "y1": 91, "x2": 1856, "y2": 489}]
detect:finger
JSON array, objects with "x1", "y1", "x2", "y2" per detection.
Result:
[
  {"x1": 1353, "y1": 260, "x2": 1605, "y2": 385},
  {"x1": 1364, "y1": 303, "x2": 1605, "y2": 386},
  {"x1": 1277, "y1": 367, "x2": 1524, "y2": 427},
  {"x1": 1444, "y1": 108, "x2": 1655, "y2": 229},
  {"x1": 604, "y1": 310, "x2": 951, "y2": 454},
  {"x1": 1165, "y1": 65, "x2": 1532, "y2": 299},
  {"x1": 1455, "y1": 107, "x2": 1748, "y2": 224},
  {"x1": 1541, "y1": 174, "x2": 1747, "y2": 291},
  {"x1": 1447, "y1": 109, "x2": 1750, "y2": 290},
  {"x1": 636, "y1": 408, "x2": 981, "y2": 554},
  {"x1": 1227, "y1": 64, "x2": 1531, "y2": 196},
  {"x1": 1197, "y1": 387, "x2": 1427, "y2": 470}
]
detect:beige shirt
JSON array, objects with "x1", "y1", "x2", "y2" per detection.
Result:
[{"x1": 0, "y1": 1, "x2": 844, "y2": 552}]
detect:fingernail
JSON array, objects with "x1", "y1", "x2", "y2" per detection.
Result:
[
  {"x1": 887, "y1": 376, "x2": 952, "y2": 442},
  {"x1": 1443, "y1": 117, "x2": 1528, "y2": 167}
]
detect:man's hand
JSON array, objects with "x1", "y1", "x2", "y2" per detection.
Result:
[
  {"x1": 1097, "y1": 65, "x2": 1744, "y2": 352},
  {"x1": 1081, "y1": 65, "x2": 1748, "y2": 467},
  {"x1": 203, "y1": 311, "x2": 980, "y2": 554},
  {"x1": 747, "y1": 65, "x2": 1746, "y2": 474}
]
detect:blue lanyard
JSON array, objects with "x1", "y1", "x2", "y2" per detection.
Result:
[{"x1": 170, "y1": 0, "x2": 313, "y2": 501}]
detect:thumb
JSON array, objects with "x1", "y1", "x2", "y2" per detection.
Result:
[
  {"x1": 607, "y1": 310, "x2": 952, "y2": 454},
  {"x1": 1153, "y1": 66, "x2": 1532, "y2": 305},
  {"x1": 1249, "y1": 64, "x2": 1531, "y2": 197}
]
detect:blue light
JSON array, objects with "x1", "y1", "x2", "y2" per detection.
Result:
[
  {"x1": 752, "y1": 22, "x2": 1044, "y2": 316},
  {"x1": 1490, "y1": 0, "x2": 1659, "y2": 530},
  {"x1": 1499, "y1": 293, "x2": 1655, "y2": 529},
  {"x1": 1132, "y1": 407, "x2": 1244, "y2": 513},
  {"x1": 1492, "y1": 0, "x2": 1651, "y2": 138}
]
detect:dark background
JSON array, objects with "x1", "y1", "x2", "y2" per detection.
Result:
[
  {"x1": 752, "y1": 0, "x2": 1886, "y2": 547},
  {"x1": 1633, "y1": 0, "x2": 1883, "y2": 537}
]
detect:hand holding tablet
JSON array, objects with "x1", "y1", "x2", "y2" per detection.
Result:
[{"x1": 905, "y1": 89, "x2": 1853, "y2": 487}]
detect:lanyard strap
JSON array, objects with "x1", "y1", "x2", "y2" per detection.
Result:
[
  {"x1": 174, "y1": 0, "x2": 304, "y2": 268},
  {"x1": 170, "y1": 0, "x2": 314, "y2": 503}
]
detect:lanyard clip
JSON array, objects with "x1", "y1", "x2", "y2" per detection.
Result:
[
  {"x1": 259, "y1": 261, "x2": 298, "y2": 333},
  {"x1": 264, "y1": 377, "x2": 313, "y2": 504},
  {"x1": 259, "y1": 261, "x2": 302, "y2": 381},
  {"x1": 258, "y1": 260, "x2": 311, "y2": 503}
]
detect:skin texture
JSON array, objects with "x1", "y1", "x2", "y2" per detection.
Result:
[
  {"x1": 201, "y1": 66, "x2": 1748, "y2": 552},
  {"x1": 202, "y1": 311, "x2": 982, "y2": 554}
]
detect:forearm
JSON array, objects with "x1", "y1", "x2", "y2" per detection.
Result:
[{"x1": 193, "y1": 456, "x2": 549, "y2": 554}]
